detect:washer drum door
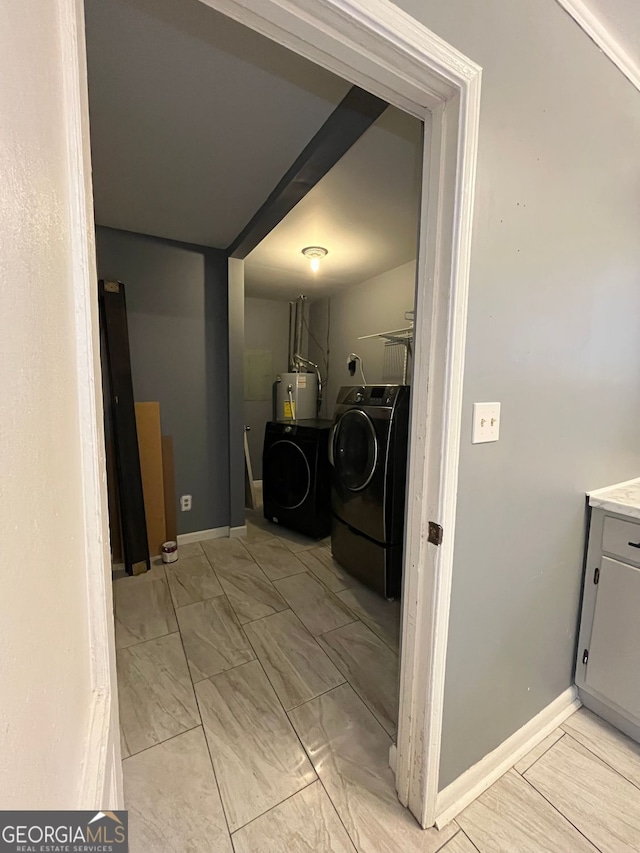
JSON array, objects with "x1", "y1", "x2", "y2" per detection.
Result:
[
  {"x1": 263, "y1": 439, "x2": 311, "y2": 510},
  {"x1": 330, "y1": 407, "x2": 387, "y2": 543}
]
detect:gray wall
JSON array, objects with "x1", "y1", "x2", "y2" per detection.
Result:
[
  {"x1": 228, "y1": 258, "x2": 246, "y2": 530},
  {"x1": 308, "y1": 261, "x2": 416, "y2": 418},
  {"x1": 96, "y1": 226, "x2": 229, "y2": 535},
  {"x1": 390, "y1": 0, "x2": 640, "y2": 788},
  {"x1": 244, "y1": 297, "x2": 291, "y2": 479}
]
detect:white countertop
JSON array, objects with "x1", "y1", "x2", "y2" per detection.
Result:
[{"x1": 588, "y1": 477, "x2": 640, "y2": 520}]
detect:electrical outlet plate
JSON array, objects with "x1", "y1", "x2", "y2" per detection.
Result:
[
  {"x1": 472, "y1": 402, "x2": 500, "y2": 444},
  {"x1": 180, "y1": 494, "x2": 192, "y2": 512}
]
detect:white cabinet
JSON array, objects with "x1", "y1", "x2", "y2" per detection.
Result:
[{"x1": 576, "y1": 508, "x2": 640, "y2": 742}]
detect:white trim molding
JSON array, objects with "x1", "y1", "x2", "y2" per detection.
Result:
[
  {"x1": 65, "y1": 0, "x2": 123, "y2": 808},
  {"x1": 177, "y1": 526, "x2": 231, "y2": 545},
  {"x1": 230, "y1": 525, "x2": 248, "y2": 539},
  {"x1": 79, "y1": 689, "x2": 117, "y2": 809},
  {"x1": 388, "y1": 743, "x2": 398, "y2": 775},
  {"x1": 198, "y1": 0, "x2": 482, "y2": 828},
  {"x1": 555, "y1": 0, "x2": 640, "y2": 93},
  {"x1": 435, "y1": 687, "x2": 581, "y2": 828},
  {"x1": 60, "y1": 0, "x2": 483, "y2": 825}
]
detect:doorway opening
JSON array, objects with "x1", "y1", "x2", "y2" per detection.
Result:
[
  {"x1": 239, "y1": 101, "x2": 422, "y2": 803},
  {"x1": 80, "y1": 0, "x2": 481, "y2": 834}
]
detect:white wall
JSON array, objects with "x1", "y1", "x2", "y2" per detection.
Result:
[
  {"x1": 244, "y1": 297, "x2": 291, "y2": 478},
  {"x1": 392, "y1": 0, "x2": 640, "y2": 789},
  {"x1": 308, "y1": 261, "x2": 416, "y2": 417},
  {"x1": 0, "y1": 0, "x2": 116, "y2": 807}
]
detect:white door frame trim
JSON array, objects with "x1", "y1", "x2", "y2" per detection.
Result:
[
  {"x1": 68, "y1": 0, "x2": 481, "y2": 821},
  {"x1": 195, "y1": 0, "x2": 482, "y2": 826},
  {"x1": 65, "y1": 0, "x2": 123, "y2": 807}
]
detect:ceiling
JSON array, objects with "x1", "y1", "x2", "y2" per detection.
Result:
[
  {"x1": 244, "y1": 108, "x2": 422, "y2": 299},
  {"x1": 84, "y1": 0, "x2": 350, "y2": 248},
  {"x1": 84, "y1": 0, "x2": 422, "y2": 299}
]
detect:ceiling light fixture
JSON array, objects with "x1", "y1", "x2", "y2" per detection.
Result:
[{"x1": 301, "y1": 246, "x2": 328, "y2": 273}]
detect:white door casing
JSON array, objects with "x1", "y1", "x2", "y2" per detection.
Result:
[
  {"x1": 0, "y1": 0, "x2": 121, "y2": 808},
  {"x1": 63, "y1": 0, "x2": 124, "y2": 808},
  {"x1": 196, "y1": 0, "x2": 482, "y2": 827},
  {"x1": 58, "y1": 0, "x2": 480, "y2": 821}
]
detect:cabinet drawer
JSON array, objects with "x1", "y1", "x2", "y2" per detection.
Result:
[{"x1": 602, "y1": 516, "x2": 640, "y2": 565}]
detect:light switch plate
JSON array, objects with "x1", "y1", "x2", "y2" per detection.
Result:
[{"x1": 472, "y1": 402, "x2": 500, "y2": 444}]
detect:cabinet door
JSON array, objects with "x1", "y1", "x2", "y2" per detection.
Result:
[{"x1": 586, "y1": 556, "x2": 640, "y2": 722}]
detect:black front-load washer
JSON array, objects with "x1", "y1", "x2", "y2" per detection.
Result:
[{"x1": 262, "y1": 419, "x2": 333, "y2": 540}]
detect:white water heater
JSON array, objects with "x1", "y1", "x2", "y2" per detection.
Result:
[{"x1": 276, "y1": 372, "x2": 318, "y2": 422}]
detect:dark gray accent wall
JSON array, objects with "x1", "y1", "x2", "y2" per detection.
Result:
[
  {"x1": 95, "y1": 226, "x2": 229, "y2": 535},
  {"x1": 390, "y1": 0, "x2": 640, "y2": 790}
]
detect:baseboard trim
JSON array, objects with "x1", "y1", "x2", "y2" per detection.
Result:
[
  {"x1": 79, "y1": 689, "x2": 113, "y2": 808},
  {"x1": 177, "y1": 526, "x2": 230, "y2": 545},
  {"x1": 434, "y1": 686, "x2": 581, "y2": 829},
  {"x1": 389, "y1": 743, "x2": 398, "y2": 776},
  {"x1": 578, "y1": 689, "x2": 640, "y2": 743},
  {"x1": 229, "y1": 525, "x2": 248, "y2": 539}
]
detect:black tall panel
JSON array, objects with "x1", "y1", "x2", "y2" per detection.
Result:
[{"x1": 98, "y1": 279, "x2": 149, "y2": 575}]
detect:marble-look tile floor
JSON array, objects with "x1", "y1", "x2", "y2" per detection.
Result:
[{"x1": 115, "y1": 513, "x2": 640, "y2": 852}]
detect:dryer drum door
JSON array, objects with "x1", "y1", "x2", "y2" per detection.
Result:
[
  {"x1": 264, "y1": 440, "x2": 311, "y2": 509},
  {"x1": 332, "y1": 409, "x2": 378, "y2": 491}
]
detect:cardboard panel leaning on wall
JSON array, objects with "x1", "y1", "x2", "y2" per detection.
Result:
[
  {"x1": 95, "y1": 227, "x2": 230, "y2": 536},
  {"x1": 135, "y1": 402, "x2": 166, "y2": 557},
  {"x1": 162, "y1": 435, "x2": 177, "y2": 542},
  {"x1": 308, "y1": 260, "x2": 417, "y2": 418},
  {"x1": 390, "y1": 0, "x2": 640, "y2": 790}
]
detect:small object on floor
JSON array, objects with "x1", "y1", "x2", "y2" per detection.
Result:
[
  {"x1": 162, "y1": 540, "x2": 178, "y2": 564},
  {"x1": 244, "y1": 425, "x2": 258, "y2": 509}
]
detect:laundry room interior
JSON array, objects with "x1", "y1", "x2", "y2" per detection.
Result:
[
  {"x1": 241, "y1": 102, "x2": 422, "y2": 600},
  {"x1": 240, "y1": 99, "x2": 420, "y2": 599},
  {"x1": 89, "y1": 0, "x2": 429, "y2": 847}
]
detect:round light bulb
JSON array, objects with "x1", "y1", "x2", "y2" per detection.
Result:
[{"x1": 310, "y1": 257, "x2": 320, "y2": 273}]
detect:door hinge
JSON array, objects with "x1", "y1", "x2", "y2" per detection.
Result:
[
  {"x1": 582, "y1": 648, "x2": 589, "y2": 665},
  {"x1": 593, "y1": 567, "x2": 600, "y2": 584},
  {"x1": 428, "y1": 522, "x2": 443, "y2": 546}
]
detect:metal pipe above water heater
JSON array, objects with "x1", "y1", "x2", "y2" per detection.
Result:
[
  {"x1": 283, "y1": 294, "x2": 324, "y2": 417},
  {"x1": 288, "y1": 301, "x2": 295, "y2": 372},
  {"x1": 294, "y1": 295, "x2": 307, "y2": 367}
]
